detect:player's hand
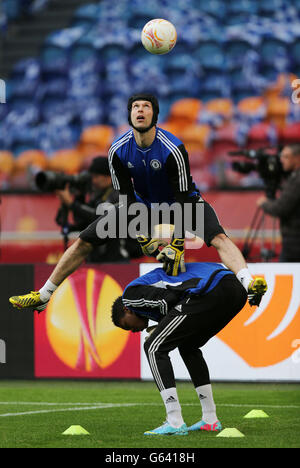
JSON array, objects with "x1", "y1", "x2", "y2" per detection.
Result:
[
  {"x1": 247, "y1": 277, "x2": 268, "y2": 306},
  {"x1": 137, "y1": 235, "x2": 168, "y2": 257},
  {"x1": 156, "y1": 238, "x2": 186, "y2": 276}
]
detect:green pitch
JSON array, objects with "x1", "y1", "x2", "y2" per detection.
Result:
[{"x1": 0, "y1": 380, "x2": 299, "y2": 448}]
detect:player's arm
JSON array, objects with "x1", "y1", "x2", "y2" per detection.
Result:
[
  {"x1": 109, "y1": 150, "x2": 166, "y2": 256},
  {"x1": 108, "y1": 150, "x2": 136, "y2": 204},
  {"x1": 156, "y1": 145, "x2": 195, "y2": 275},
  {"x1": 123, "y1": 284, "x2": 181, "y2": 316}
]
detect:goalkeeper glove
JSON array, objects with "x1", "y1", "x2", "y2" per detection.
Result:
[
  {"x1": 137, "y1": 235, "x2": 167, "y2": 257},
  {"x1": 156, "y1": 238, "x2": 186, "y2": 276}
]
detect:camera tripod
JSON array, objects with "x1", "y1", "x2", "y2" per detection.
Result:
[{"x1": 242, "y1": 206, "x2": 279, "y2": 262}]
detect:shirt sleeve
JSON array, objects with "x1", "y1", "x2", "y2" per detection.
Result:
[
  {"x1": 164, "y1": 143, "x2": 195, "y2": 204},
  {"x1": 123, "y1": 284, "x2": 181, "y2": 318},
  {"x1": 108, "y1": 150, "x2": 136, "y2": 203}
]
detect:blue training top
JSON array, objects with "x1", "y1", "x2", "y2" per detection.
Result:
[
  {"x1": 108, "y1": 127, "x2": 200, "y2": 207},
  {"x1": 123, "y1": 262, "x2": 234, "y2": 321}
]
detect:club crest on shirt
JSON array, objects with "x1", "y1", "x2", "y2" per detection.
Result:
[{"x1": 150, "y1": 159, "x2": 162, "y2": 170}]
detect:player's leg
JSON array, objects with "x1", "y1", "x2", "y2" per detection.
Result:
[
  {"x1": 203, "y1": 200, "x2": 267, "y2": 305},
  {"x1": 178, "y1": 346, "x2": 221, "y2": 431},
  {"x1": 9, "y1": 238, "x2": 93, "y2": 311},
  {"x1": 143, "y1": 314, "x2": 189, "y2": 435},
  {"x1": 9, "y1": 204, "x2": 122, "y2": 311}
]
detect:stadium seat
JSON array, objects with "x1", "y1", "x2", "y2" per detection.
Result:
[
  {"x1": 79, "y1": 125, "x2": 115, "y2": 157},
  {"x1": 169, "y1": 98, "x2": 203, "y2": 125},
  {"x1": 47, "y1": 148, "x2": 83, "y2": 174},
  {"x1": 280, "y1": 122, "x2": 300, "y2": 144},
  {"x1": 204, "y1": 98, "x2": 234, "y2": 122},
  {"x1": 259, "y1": 37, "x2": 290, "y2": 71},
  {"x1": 195, "y1": 0, "x2": 227, "y2": 22},
  {"x1": 246, "y1": 122, "x2": 278, "y2": 148},
  {"x1": 236, "y1": 97, "x2": 267, "y2": 125},
  {"x1": 224, "y1": 38, "x2": 253, "y2": 71},
  {"x1": 179, "y1": 124, "x2": 212, "y2": 153},
  {"x1": 194, "y1": 41, "x2": 225, "y2": 71},
  {"x1": 0, "y1": 150, "x2": 15, "y2": 175},
  {"x1": 71, "y1": 3, "x2": 101, "y2": 28},
  {"x1": 14, "y1": 149, "x2": 48, "y2": 173},
  {"x1": 200, "y1": 73, "x2": 231, "y2": 102},
  {"x1": 266, "y1": 96, "x2": 290, "y2": 128}
]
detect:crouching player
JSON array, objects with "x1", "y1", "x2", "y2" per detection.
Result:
[{"x1": 111, "y1": 261, "x2": 248, "y2": 436}]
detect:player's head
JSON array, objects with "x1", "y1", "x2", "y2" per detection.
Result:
[
  {"x1": 88, "y1": 156, "x2": 111, "y2": 190},
  {"x1": 280, "y1": 144, "x2": 300, "y2": 172},
  {"x1": 111, "y1": 296, "x2": 149, "y2": 332},
  {"x1": 127, "y1": 93, "x2": 159, "y2": 133}
]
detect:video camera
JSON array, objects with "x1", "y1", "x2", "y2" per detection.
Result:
[
  {"x1": 229, "y1": 147, "x2": 283, "y2": 199},
  {"x1": 35, "y1": 170, "x2": 91, "y2": 193}
]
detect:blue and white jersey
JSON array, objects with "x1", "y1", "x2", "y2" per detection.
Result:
[
  {"x1": 122, "y1": 262, "x2": 234, "y2": 322},
  {"x1": 108, "y1": 127, "x2": 200, "y2": 207}
]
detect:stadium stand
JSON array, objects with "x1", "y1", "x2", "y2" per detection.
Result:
[{"x1": 0, "y1": 0, "x2": 299, "y2": 191}]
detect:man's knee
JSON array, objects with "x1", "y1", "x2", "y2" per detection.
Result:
[
  {"x1": 210, "y1": 233, "x2": 229, "y2": 249},
  {"x1": 74, "y1": 238, "x2": 93, "y2": 256}
]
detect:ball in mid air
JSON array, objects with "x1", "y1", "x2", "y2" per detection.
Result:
[{"x1": 141, "y1": 19, "x2": 177, "y2": 55}]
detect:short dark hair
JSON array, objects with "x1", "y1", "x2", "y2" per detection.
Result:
[
  {"x1": 288, "y1": 145, "x2": 300, "y2": 157},
  {"x1": 89, "y1": 156, "x2": 110, "y2": 175},
  {"x1": 111, "y1": 296, "x2": 125, "y2": 327}
]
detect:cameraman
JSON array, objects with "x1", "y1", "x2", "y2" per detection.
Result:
[
  {"x1": 257, "y1": 144, "x2": 300, "y2": 262},
  {"x1": 56, "y1": 156, "x2": 141, "y2": 263}
]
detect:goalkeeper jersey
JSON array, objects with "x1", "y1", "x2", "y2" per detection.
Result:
[
  {"x1": 108, "y1": 127, "x2": 200, "y2": 207},
  {"x1": 122, "y1": 262, "x2": 234, "y2": 322}
]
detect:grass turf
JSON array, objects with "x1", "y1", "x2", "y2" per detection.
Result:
[{"x1": 0, "y1": 380, "x2": 299, "y2": 448}]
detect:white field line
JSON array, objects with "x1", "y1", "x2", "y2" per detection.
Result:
[{"x1": 0, "y1": 402, "x2": 299, "y2": 418}]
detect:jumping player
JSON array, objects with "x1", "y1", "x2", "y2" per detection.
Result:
[{"x1": 9, "y1": 94, "x2": 266, "y2": 312}]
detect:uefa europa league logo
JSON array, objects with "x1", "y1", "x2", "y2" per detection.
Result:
[{"x1": 0, "y1": 79, "x2": 6, "y2": 104}]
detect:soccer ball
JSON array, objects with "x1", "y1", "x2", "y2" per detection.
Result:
[{"x1": 141, "y1": 19, "x2": 177, "y2": 55}]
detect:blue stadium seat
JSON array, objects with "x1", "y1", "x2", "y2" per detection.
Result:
[
  {"x1": 75, "y1": 97, "x2": 104, "y2": 128},
  {"x1": 41, "y1": 26, "x2": 86, "y2": 75},
  {"x1": 259, "y1": 0, "x2": 284, "y2": 17},
  {"x1": 290, "y1": 38, "x2": 300, "y2": 66},
  {"x1": 72, "y1": 3, "x2": 101, "y2": 28},
  {"x1": 194, "y1": 41, "x2": 225, "y2": 71},
  {"x1": 195, "y1": 0, "x2": 227, "y2": 22},
  {"x1": 259, "y1": 37, "x2": 290, "y2": 71},
  {"x1": 200, "y1": 73, "x2": 231, "y2": 102},
  {"x1": 224, "y1": 38, "x2": 254, "y2": 70}
]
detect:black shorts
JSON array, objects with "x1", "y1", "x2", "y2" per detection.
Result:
[
  {"x1": 79, "y1": 199, "x2": 226, "y2": 247},
  {"x1": 145, "y1": 275, "x2": 247, "y2": 353}
]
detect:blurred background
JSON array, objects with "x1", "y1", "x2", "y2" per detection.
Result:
[{"x1": 0, "y1": 0, "x2": 300, "y2": 263}]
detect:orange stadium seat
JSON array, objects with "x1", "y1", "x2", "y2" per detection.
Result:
[
  {"x1": 204, "y1": 98, "x2": 234, "y2": 121},
  {"x1": 266, "y1": 96, "x2": 290, "y2": 128},
  {"x1": 0, "y1": 151, "x2": 15, "y2": 175},
  {"x1": 14, "y1": 150, "x2": 48, "y2": 173},
  {"x1": 48, "y1": 148, "x2": 83, "y2": 174},
  {"x1": 264, "y1": 73, "x2": 298, "y2": 100},
  {"x1": 79, "y1": 125, "x2": 115, "y2": 157},
  {"x1": 179, "y1": 124, "x2": 211, "y2": 153},
  {"x1": 168, "y1": 98, "x2": 203, "y2": 127},
  {"x1": 237, "y1": 96, "x2": 266, "y2": 120}
]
